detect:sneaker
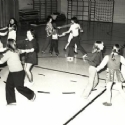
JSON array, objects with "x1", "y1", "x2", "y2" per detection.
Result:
[
  {"x1": 63, "y1": 48, "x2": 66, "y2": 51},
  {"x1": 31, "y1": 93, "x2": 36, "y2": 101},
  {"x1": 49, "y1": 52, "x2": 53, "y2": 56},
  {"x1": 67, "y1": 57, "x2": 73, "y2": 62},
  {"x1": 7, "y1": 102, "x2": 16, "y2": 106},
  {"x1": 41, "y1": 51, "x2": 45, "y2": 53},
  {"x1": 74, "y1": 51, "x2": 78, "y2": 54},
  {"x1": 103, "y1": 102, "x2": 112, "y2": 106},
  {"x1": 56, "y1": 53, "x2": 59, "y2": 56}
]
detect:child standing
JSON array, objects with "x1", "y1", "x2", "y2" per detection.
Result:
[
  {"x1": 41, "y1": 16, "x2": 53, "y2": 53},
  {"x1": 0, "y1": 39, "x2": 36, "y2": 105},
  {"x1": 82, "y1": 41, "x2": 104, "y2": 98},
  {"x1": 96, "y1": 44, "x2": 125, "y2": 106},
  {"x1": 50, "y1": 23, "x2": 64, "y2": 56},
  {"x1": 0, "y1": 18, "x2": 17, "y2": 42},
  {"x1": 23, "y1": 29, "x2": 38, "y2": 86},
  {"x1": 62, "y1": 17, "x2": 86, "y2": 61}
]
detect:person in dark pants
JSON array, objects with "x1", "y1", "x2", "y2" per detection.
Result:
[
  {"x1": 0, "y1": 39, "x2": 36, "y2": 105},
  {"x1": 62, "y1": 17, "x2": 87, "y2": 61},
  {"x1": 41, "y1": 16, "x2": 53, "y2": 53},
  {"x1": 50, "y1": 23, "x2": 64, "y2": 56}
]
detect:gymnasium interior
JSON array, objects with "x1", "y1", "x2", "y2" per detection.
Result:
[{"x1": 0, "y1": 0, "x2": 125, "y2": 125}]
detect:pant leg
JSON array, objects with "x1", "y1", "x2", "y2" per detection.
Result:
[
  {"x1": 42, "y1": 36, "x2": 51, "y2": 51},
  {"x1": 121, "y1": 64, "x2": 125, "y2": 79},
  {"x1": 68, "y1": 37, "x2": 76, "y2": 57},
  {"x1": 12, "y1": 70, "x2": 34, "y2": 100},
  {"x1": 54, "y1": 40, "x2": 59, "y2": 54},
  {"x1": 6, "y1": 72, "x2": 16, "y2": 104},
  {"x1": 50, "y1": 40, "x2": 54, "y2": 53},
  {"x1": 83, "y1": 66, "x2": 98, "y2": 97},
  {"x1": 76, "y1": 37, "x2": 86, "y2": 55}
]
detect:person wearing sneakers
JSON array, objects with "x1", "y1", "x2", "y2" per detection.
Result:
[
  {"x1": 23, "y1": 29, "x2": 38, "y2": 87},
  {"x1": 96, "y1": 44, "x2": 125, "y2": 106},
  {"x1": 82, "y1": 41, "x2": 104, "y2": 98},
  {"x1": 57, "y1": 19, "x2": 83, "y2": 54},
  {"x1": 62, "y1": 17, "x2": 86, "y2": 61},
  {"x1": 0, "y1": 39, "x2": 36, "y2": 105},
  {"x1": 50, "y1": 22, "x2": 64, "y2": 56}
]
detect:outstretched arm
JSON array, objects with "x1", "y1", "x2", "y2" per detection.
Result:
[
  {"x1": 120, "y1": 56, "x2": 125, "y2": 65},
  {"x1": 57, "y1": 23, "x2": 72, "y2": 29},
  {"x1": 19, "y1": 48, "x2": 34, "y2": 54},
  {"x1": 0, "y1": 31, "x2": 8, "y2": 36},
  {"x1": 0, "y1": 26, "x2": 8, "y2": 31},
  {"x1": 0, "y1": 48, "x2": 7, "y2": 52},
  {"x1": 96, "y1": 55, "x2": 109, "y2": 72}
]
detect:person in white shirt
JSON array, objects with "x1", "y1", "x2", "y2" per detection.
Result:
[
  {"x1": 96, "y1": 44, "x2": 125, "y2": 106},
  {"x1": 62, "y1": 17, "x2": 86, "y2": 61},
  {"x1": 57, "y1": 19, "x2": 83, "y2": 53}
]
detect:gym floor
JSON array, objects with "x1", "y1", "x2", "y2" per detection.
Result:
[{"x1": 0, "y1": 21, "x2": 125, "y2": 125}]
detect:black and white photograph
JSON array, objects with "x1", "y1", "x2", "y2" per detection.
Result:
[{"x1": 0, "y1": 0, "x2": 125, "y2": 125}]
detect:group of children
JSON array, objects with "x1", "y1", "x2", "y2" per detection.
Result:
[
  {"x1": 41, "y1": 16, "x2": 87, "y2": 61},
  {"x1": 41, "y1": 16, "x2": 125, "y2": 106},
  {"x1": 82, "y1": 42, "x2": 125, "y2": 106},
  {"x1": 0, "y1": 18, "x2": 38, "y2": 105},
  {"x1": 0, "y1": 16, "x2": 125, "y2": 107}
]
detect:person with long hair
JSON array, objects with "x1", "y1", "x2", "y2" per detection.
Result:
[
  {"x1": 0, "y1": 18, "x2": 18, "y2": 42},
  {"x1": 96, "y1": 44, "x2": 125, "y2": 106},
  {"x1": 82, "y1": 41, "x2": 104, "y2": 98},
  {"x1": 23, "y1": 29, "x2": 38, "y2": 87},
  {"x1": 0, "y1": 39, "x2": 36, "y2": 105}
]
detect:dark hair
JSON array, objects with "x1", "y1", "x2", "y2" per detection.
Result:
[
  {"x1": 71, "y1": 17, "x2": 79, "y2": 23},
  {"x1": 9, "y1": 18, "x2": 17, "y2": 31},
  {"x1": 52, "y1": 22, "x2": 57, "y2": 29},
  {"x1": 111, "y1": 44, "x2": 120, "y2": 61},
  {"x1": 92, "y1": 41, "x2": 103, "y2": 53},
  {"x1": 46, "y1": 16, "x2": 53, "y2": 23},
  {"x1": 7, "y1": 39, "x2": 17, "y2": 52},
  {"x1": 9, "y1": 18, "x2": 17, "y2": 25}
]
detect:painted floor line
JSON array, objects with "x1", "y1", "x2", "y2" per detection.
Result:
[
  {"x1": 35, "y1": 65, "x2": 106, "y2": 81},
  {"x1": 63, "y1": 88, "x2": 106, "y2": 125}
]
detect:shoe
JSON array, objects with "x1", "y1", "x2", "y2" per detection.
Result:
[
  {"x1": 7, "y1": 102, "x2": 16, "y2": 106},
  {"x1": 31, "y1": 93, "x2": 36, "y2": 101},
  {"x1": 103, "y1": 102, "x2": 112, "y2": 106},
  {"x1": 63, "y1": 48, "x2": 66, "y2": 51},
  {"x1": 74, "y1": 51, "x2": 78, "y2": 54},
  {"x1": 41, "y1": 51, "x2": 45, "y2": 53},
  {"x1": 49, "y1": 52, "x2": 53, "y2": 56},
  {"x1": 56, "y1": 53, "x2": 59, "y2": 56},
  {"x1": 67, "y1": 57, "x2": 73, "y2": 62}
]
